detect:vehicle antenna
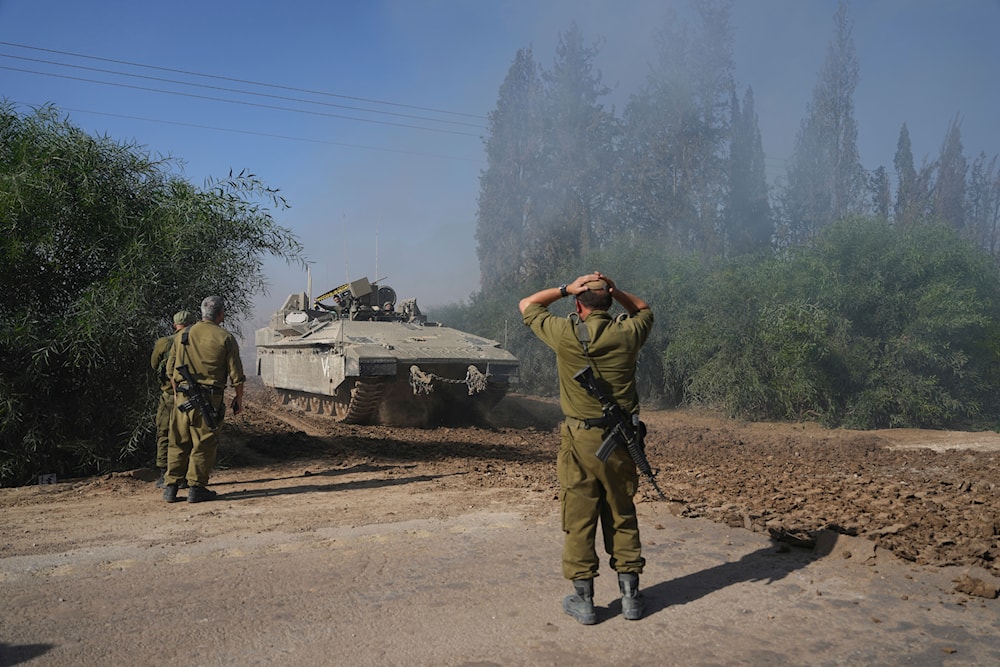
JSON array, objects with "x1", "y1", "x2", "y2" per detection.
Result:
[{"x1": 343, "y1": 213, "x2": 349, "y2": 283}]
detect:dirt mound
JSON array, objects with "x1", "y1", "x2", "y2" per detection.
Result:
[
  {"x1": 3, "y1": 380, "x2": 999, "y2": 666},
  {"x1": 216, "y1": 381, "x2": 999, "y2": 576},
  {"x1": 643, "y1": 413, "x2": 999, "y2": 574},
  {"x1": 5, "y1": 379, "x2": 997, "y2": 576}
]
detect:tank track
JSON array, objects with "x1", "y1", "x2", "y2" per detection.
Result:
[
  {"x1": 275, "y1": 379, "x2": 384, "y2": 425},
  {"x1": 340, "y1": 378, "x2": 385, "y2": 424},
  {"x1": 274, "y1": 376, "x2": 502, "y2": 426}
]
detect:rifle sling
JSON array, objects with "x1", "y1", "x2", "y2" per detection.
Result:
[{"x1": 178, "y1": 327, "x2": 226, "y2": 395}]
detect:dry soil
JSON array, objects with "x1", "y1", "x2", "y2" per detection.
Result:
[{"x1": 2, "y1": 380, "x2": 999, "y2": 666}]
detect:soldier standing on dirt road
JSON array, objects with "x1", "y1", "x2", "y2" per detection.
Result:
[
  {"x1": 163, "y1": 295, "x2": 245, "y2": 504},
  {"x1": 150, "y1": 310, "x2": 197, "y2": 489},
  {"x1": 519, "y1": 272, "x2": 654, "y2": 624}
]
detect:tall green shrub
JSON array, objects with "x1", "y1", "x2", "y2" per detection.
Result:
[
  {"x1": 0, "y1": 104, "x2": 302, "y2": 485},
  {"x1": 664, "y1": 217, "x2": 1000, "y2": 429},
  {"x1": 808, "y1": 218, "x2": 1000, "y2": 427}
]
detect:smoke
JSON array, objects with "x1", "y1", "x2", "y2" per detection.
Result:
[{"x1": 2, "y1": 1, "x2": 995, "y2": 329}]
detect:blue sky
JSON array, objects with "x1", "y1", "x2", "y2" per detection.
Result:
[{"x1": 2, "y1": 0, "x2": 998, "y2": 333}]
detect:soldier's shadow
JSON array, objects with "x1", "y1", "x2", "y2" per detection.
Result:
[
  {"x1": 603, "y1": 542, "x2": 813, "y2": 620},
  {"x1": 213, "y1": 470, "x2": 462, "y2": 501}
]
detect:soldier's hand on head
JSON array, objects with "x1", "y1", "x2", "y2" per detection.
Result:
[
  {"x1": 570, "y1": 273, "x2": 601, "y2": 295},
  {"x1": 594, "y1": 272, "x2": 617, "y2": 293}
]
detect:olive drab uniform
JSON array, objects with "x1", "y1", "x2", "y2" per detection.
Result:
[
  {"x1": 150, "y1": 333, "x2": 179, "y2": 469},
  {"x1": 165, "y1": 320, "x2": 245, "y2": 488},
  {"x1": 522, "y1": 302, "x2": 654, "y2": 581}
]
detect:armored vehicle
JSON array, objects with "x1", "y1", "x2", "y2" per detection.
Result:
[{"x1": 255, "y1": 277, "x2": 519, "y2": 426}]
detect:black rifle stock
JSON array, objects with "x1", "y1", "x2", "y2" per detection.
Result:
[
  {"x1": 573, "y1": 366, "x2": 666, "y2": 500},
  {"x1": 175, "y1": 364, "x2": 220, "y2": 430}
]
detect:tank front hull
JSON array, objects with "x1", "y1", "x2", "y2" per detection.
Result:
[{"x1": 256, "y1": 302, "x2": 519, "y2": 426}]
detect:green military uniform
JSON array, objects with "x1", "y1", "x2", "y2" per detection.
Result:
[
  {"x1": 150, "y1": 333, "x2": 179, "y2": 469},
  {"x1": 523, "y1": 301, "x2": 654, "y2": 580},
  {"x1": 165, "y1": 319, "x2": 245, "y2": 488}
]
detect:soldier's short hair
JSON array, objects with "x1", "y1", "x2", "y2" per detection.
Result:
[
  {"x1": 577, "y1": 281, "x2": 612, "y2": 311},
  {"x1": 201, "y1": 295, "x2": 225, "y2": 321}
]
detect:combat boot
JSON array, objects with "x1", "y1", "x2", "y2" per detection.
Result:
[
  {"x1": 155, "y1": 468, "x2": 166, "y2": 488},
  {"x1": 563, "y1": 578, "x2": 597, "y2": 625},
  {"x1": 162, "y1": 484, "x2": 178, "y2": 503},
  {"x1": 618, "y1": 572, "x2": 645, "y2": 620},
  {"x1": 187, "y1": 486, "x2": 218, "y2": 503}
]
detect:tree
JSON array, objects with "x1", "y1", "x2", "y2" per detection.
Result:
[
  {"x1": 780, "y1": 1, "x2": 864, "y2": 244},
  {"x1": 726, "y1": 85, "x2": 772, "y2": 254},
  {"x1": 806, "y1": 219, "x2": 1000, "y2": 428},
  {"x1": 893, "y1": 123, "x2": 937, "y2": 228},
  {"x1": 894, "y1": 123, "x2": 918, "y2": 224},
  {"x1": 522, "y1": 22, "x2": 618, "y2": 283},
  {"x1": 933, "y1": 115, "x2": 967, "y2": 231},
  {"x1": 475, "y1": 48, "x2": 545, "y2": 286},
  {"x1": 0, "y1": 104, "x2": 303, "y2": 485},
  {"x1": 966, "y1": 151, "x2": 1000, "y2": 256},
  {"x1": 619, "y1": 1, "x2": 734, "y2": 256},
  {"x1": 868, "y1": 166, "x2": 891, "y2": 222}
]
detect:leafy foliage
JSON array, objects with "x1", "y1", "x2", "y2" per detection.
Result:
[
  {"x1": 476, "y1": 24, "x2": 622, "y2": 287},
  {"x1": 468, "y1": 5, "x2": 1000, "y2": 432},
  {"x1": 0, "y1": 104, "x2": 303, "y2": 485},
  {"x1": 663, "y1": 218, "x2": 1000, "y2": 428},
  {"x1": 726, "y1": 86, "x2": 772, "y2": 254},
  {"x1": 779, "y1": 1, "x2": 865, "y2": 244},
  {"x1": 475, "y1": 48, "x2": 545, "y2": 286},
  {"x1": 618, "y1": 3, "x2": 736, "y2": 255}
]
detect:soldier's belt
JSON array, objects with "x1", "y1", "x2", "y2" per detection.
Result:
[
  {"x1": 179, "y1": 383, "x2": 226, "y2": 396},
  {"x1": 565, "y1": 415, "x2": 613, "y2": 430}
]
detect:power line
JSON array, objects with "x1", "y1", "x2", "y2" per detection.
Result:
[
  {"x1": 46, "y1": 105, "x2": 482, "y2": 163},
  {"x1": 0, "y1": 52, "x2": 486, "y2": 131},
  {"x1": 0, "y1": 40, "x2": 486, "y2": 121},
  {"x1": 1, "y1": 65, "x2": 483, "y2": 138}
]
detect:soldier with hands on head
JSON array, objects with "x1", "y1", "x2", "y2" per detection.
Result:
[
  {"x1": 163, "y1": 295, "x2": 245, "y2": 504},
  {"x1": 519, "y1": 271, "x2": 654, "y2": 624},
  {"x1": 150, "y1": 310, "x2": 197, "y2": 488}
]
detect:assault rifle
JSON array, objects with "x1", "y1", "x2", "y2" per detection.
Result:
[
  {"x1": 175, "y1": 364, "x2": 221, "y2": 430},
  {"x1": 573, "y1": 366, "x2": 666, "y2": 500}
]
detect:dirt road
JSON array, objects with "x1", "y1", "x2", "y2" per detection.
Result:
[{"x1": 2, "y1": 389, "x2": 999, "y2": 666}]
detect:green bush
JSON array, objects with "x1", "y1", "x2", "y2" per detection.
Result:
[
  {"x1": 0, "y1": 104, "x2": 302, "y2": 485},
  {"x1": 663, "y1": 217, "x2": 1000, "y2": 429}
]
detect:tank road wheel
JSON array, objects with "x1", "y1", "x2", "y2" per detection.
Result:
[
  {"x1": 327, "y1": 379, "x2": 356, "y2": 421},
  {"x1": 275, "y1": 389, "x2": 338, "y2": 416},
  {"x1": 333, "y1": 385, "x2": 353, "y2": 421},
  {"x1": 277, "y1": 390, "x2": 306, "y2": 411}
]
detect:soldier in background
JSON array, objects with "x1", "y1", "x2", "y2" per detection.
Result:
[
  {"x1": 163, "y1": 295, "x2": 245, "y2": 504},
  {"x1": 150, "y1": 310, "x2": 197, "y2": 488}
]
